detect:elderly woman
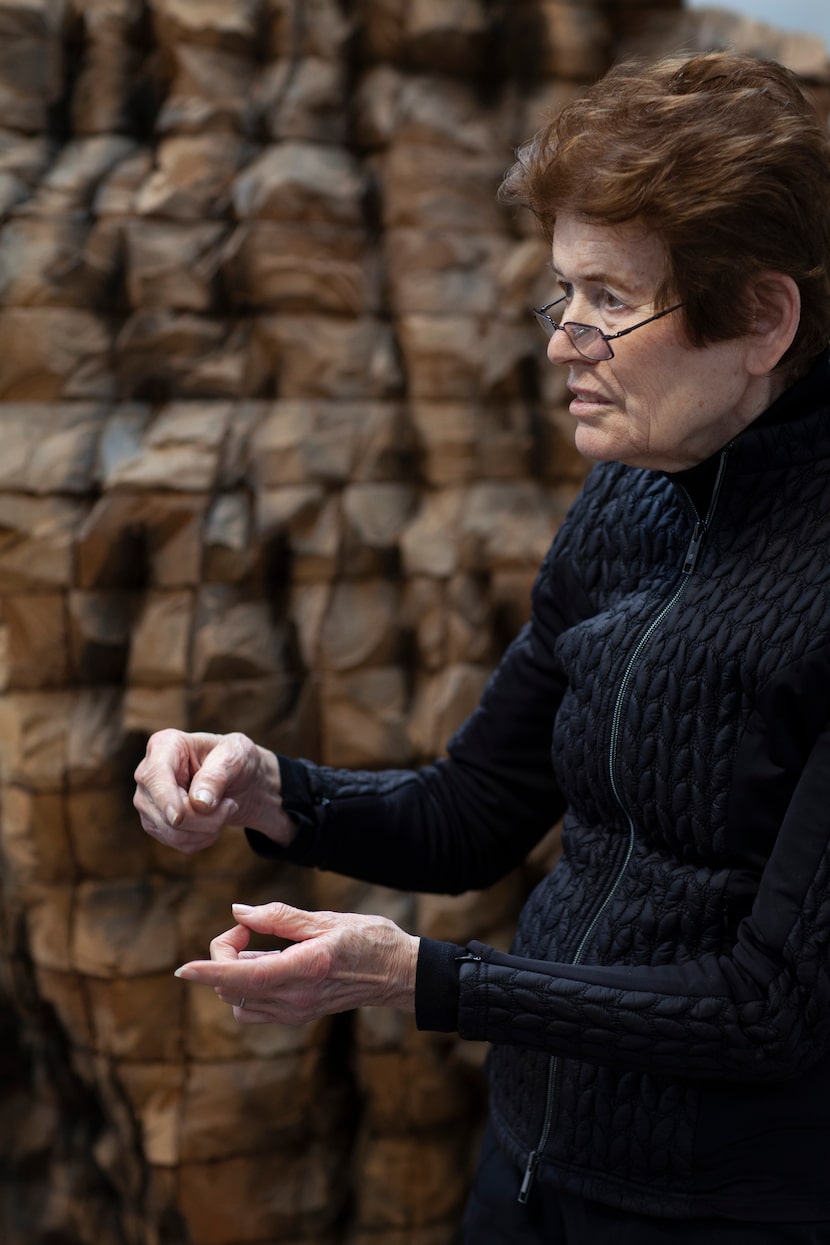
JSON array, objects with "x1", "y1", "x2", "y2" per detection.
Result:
[{"x1": 134, "y1": 53, "x2": 830, "y2": 1243}]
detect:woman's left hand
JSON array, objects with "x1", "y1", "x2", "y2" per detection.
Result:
[{"x1": 174, "y1": 902, "x2": 420, "y2": 1024}]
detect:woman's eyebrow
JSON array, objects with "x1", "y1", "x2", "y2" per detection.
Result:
[{"x1": 552, "y1": 266, "x2": 615, "y2": 287}]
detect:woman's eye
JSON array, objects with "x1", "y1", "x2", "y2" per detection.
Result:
[{"x1": 601, "y1": 291, "x2": 626, "y2": 311}]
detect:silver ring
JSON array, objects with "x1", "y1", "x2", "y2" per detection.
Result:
[{"x1": 238, "y1": 996, "x2": 246, "y2": 1009}]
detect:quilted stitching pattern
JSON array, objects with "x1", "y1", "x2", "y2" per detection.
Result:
[{"x1": 463, "y1": 392, "x2": 830, "y2": 1205}]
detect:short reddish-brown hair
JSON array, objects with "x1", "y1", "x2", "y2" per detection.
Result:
[{"x1": 501, "y1": 52, "x2": 830, "y2": 379}]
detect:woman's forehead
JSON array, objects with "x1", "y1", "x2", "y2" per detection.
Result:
[{"x1": 551, "y1": 215, "x2": 666, "y2": 294}]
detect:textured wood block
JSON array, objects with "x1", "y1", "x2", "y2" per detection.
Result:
[
  {"x1": 0, "y1": 0, "x2": 67, "y2": 132},
  {"x1": 126, "y1": 590, "x2": 194, "y2": 686},
  {"x1": 70, "y1": 0, "x2": 143, "y2": 135},
  {"x1": 0, "y1": 132, "x2": 50, "y2": 215},
  {"x1": 26, "y1": 884, "x2": 74, "y2": 972},
  {"x1": 410, "y1": 401, "x2": 534, "y2": 484},
  {"x1": 202, "y1": 492, "x2": 257, "y2": 584},
  {"x1": 66, "y1": 786, "x2": 153, "y2": 878},
  {"x1": 0, "y1": 787, "x2": 72, "y2": 888},
  {"x1": 192, "y1": 586, "x2": 289, "y2": 681},
  {"x1": 178, "y1": 1145, "x2": 348, "y2": 1243},
  {"x1": 72, "y1": 877, "x2": 185, "y2": 978},
  {"x1": 516, "y1": 1, "x2": 611, "y2": 82},
  {"x1": 117, "y1": 1061, "x2": 184, "y2": 1167},
  {"x1": 252, "y1": 401, "x2": 410, "y2": 487},
  {"x1": 33, "y1": 965, "x2": 95, "y2": 1048},
  {"x1": 317, "y1": 578, "x2": 403, "y2": 672},
  {"x1": 267, "y1": 0, "x2": 353, "y2": 61},
  {"x1": 0, "y1": 215, "x2": 106, "y2": 308},
  {"x1": 457, "y1": 481, "x2": 559, "y2": 571},
  {"x1": 415, "y1": 875, "x2": 524, "y2": 945},
  {"x1": 354, "y1": 1131, "x2": 470, "y2": 1230},
  {"x1": 357, "y1": 1037, "x2": 478, "y2": 1131},
  {"x1": 0, "y1": 308, "x2": 113, "y2": 400},
  {"x1": 385, "y1": 227, "x2": 510, "y2": 317},
  {"x1": 0, "y1": 403, "x2": 106, "y2": 494},
  {"x1": 259, "y1": 56, "x2": 349, "y2": 144},
  {"x1": 256, "y1": 314, "x2": 403, "y2": 400},
  {"x1": 400, "y1": 577, "x2": 445, "y2": 670},
  {"x1": 179, "y1": 1050, "x2": 333, "y2": 1159},
  {"x1": 319, "y1": 667, "x2": 413, "y2": 768},
  {"x1": 378, "y1": 145, "x2": 508, "y2": 232},
  {"x1": 122, "y1": 683, "x2": 189, "y2": 737},
  {"x1": 341, "y1": 483, "x2": 418, "y2": 575},
  {"x1": 286, "y1": 495, "x2": 342, "y2": 583},
  {"x1": 150, "y1": 0, "x2": 263, "y2": 54},
  {"x1": 348, "y1": 1226, "x2": 458, "y2": 1245},
  {"x1": 0, "y1": 687, "x2": 129, "y2": 791},
  {"x1": 399, "y1": 489, "x2": 464, "y2": 580},
  {"x1": 407, "y1": 664, "x2": 490, "y2": 759},
  {"x1": 221, "y1": 220, "x2": 381, "y2": 315},
  {"x1": 157, "y1": 43, "x2": 260, "y2": 134},
  {"x1": 397, "y1": 315, "x2": 530, "y2": 403},
  {"x1": 87, "y1": 973, "x2": 182, "y2": 1060},
  {"x1": 124, "y1": 220, "x2": 229, "y2": 312},
  {"x1": 1, "y1": 592, "x2": 69, "y2": 689},
  {"x1": 68, "y1": 589, "x2": 135, "y2": 684},
  {"x1": 133, "y1": 135, "x2": 252, "y2": 219},
  {"x1": 22, "y1": 135, "x2": 139, "y2": 216},
  {"x1": 357, "y1": 0, "x2": 490, "y2": 75},
  {"x1": 0, "y1": 690, "x2": 75, "y2": 791},
  {"x1": 115, "y1": 312, "x2": 264, "y2": 399},
  {"x1": 232, "y1": 141, "x2": 366, "y2": 225},
  {"x1": 354, "y1": 68, "x2": 513, "y2": 154},
  {"x1": 190, "y1": 674, "x2": 300, "y2": 748}
]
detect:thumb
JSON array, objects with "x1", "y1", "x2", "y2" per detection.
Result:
[
  {"x1": 188, "y1": 747, "x2": 240, "y2": 814},
  {"x1": 231, "y1": 901, "x2": 320, "y2": 941}
]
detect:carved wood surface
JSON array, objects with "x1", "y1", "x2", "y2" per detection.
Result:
[{"x1": 0, "y1": 2, "x2": 827, "y2": 1242}]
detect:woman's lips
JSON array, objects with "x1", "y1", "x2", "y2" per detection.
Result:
[{"x1": 569, "y1": 388, "x2": 611, "y2": 415}]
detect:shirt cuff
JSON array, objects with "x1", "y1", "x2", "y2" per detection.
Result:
[
  {"x1": 245, "y1": 754, "x2": 323, "y2": 864},
  {"x1": 415, "y1": 937, "x2": 468, "y2": 1033}
]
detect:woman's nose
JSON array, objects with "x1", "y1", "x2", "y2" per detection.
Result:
[{"x1": 546, "y1": 324, "x2": 583, "y2": 365}]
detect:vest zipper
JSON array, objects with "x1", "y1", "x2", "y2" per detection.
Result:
[{"x1": 517, "y1": 446, "x2": 731, "y2": 1204}]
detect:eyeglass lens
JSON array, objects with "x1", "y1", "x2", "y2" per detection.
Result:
[{"x1": 532, "y1": 311, "x2": 612, "y2": 360}]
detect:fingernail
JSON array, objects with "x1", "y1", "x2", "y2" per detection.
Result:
[
  {"x1": 166, "y1": 805, "x2": 181, "y2": 826},
  {"x1": 192, "y1": 789, "x2": 215, "y2": 809},
  {"x1": 232, "y1": 903, "x2": 254, "y2": 914},
  {"x1": 174, "y1": 966, "x2": 194, "y2": 979}
]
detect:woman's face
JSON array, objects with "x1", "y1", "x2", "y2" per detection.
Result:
[{"x1": 547, "y1": 214, "x2": 782, "y2": 471}]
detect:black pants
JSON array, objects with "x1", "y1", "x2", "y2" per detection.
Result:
[{"x1": 462, "y1": 1125, "x2": 830, "y2": 1245}]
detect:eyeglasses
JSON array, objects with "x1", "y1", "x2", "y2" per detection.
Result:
[{"x1": 532, "y1": 296, "x2": 683, "y2": 360}]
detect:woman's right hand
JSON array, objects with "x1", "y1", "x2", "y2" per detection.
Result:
[{"x1": 133, "y1": 729, "x2": 295, "y2": 854}]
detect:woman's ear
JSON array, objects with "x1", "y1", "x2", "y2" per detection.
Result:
[{"x1": 745, "y1": 272, "x2": 801, "y2": 374}]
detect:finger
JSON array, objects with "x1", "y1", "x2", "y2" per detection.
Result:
[
  {"x1": 230, "y1": 901, "x2": 328, "y2": 941},
  {"x1": 134, "y1": 729, "x2": 198, "y2": 825},
  {"x1": 187, "y1": 737, "x2": 248, "y2": 813},
  {"x1": 137, "y1": 811, "x2": 216, "y2": 854},
  {"x1": 174, "y1": 959, "x2": 268, "y2": 992},
  {"x1": 209, "y1": 924, "x2": 250, "y2": 961}
]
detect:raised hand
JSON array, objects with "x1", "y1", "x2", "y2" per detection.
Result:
[
  {"x1": 133, "y1": 729, "x2": 294, "y2": 853},
  {"x1": 174, "y1": 901, "x2": 420, "y2": 1024}
]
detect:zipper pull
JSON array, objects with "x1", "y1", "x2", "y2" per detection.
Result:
[
  {"x1": 455, "y1": 952, "x2": 482, "y2": 963},
  {"x1": 682, "y1": 519, "x2": 705, "y2": 575},
  {"x1": 518, "y1": 1149, "x2": 540, "y2": 1204}
]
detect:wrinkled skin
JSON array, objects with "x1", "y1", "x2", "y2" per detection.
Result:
[{"x1": 134, "y1": 730, "x2": 419, "y2": 1023}]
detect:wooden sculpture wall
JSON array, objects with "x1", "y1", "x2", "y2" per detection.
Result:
[{"x1": 0, "y1": 2, "x2": 827, "y2": 1243}]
